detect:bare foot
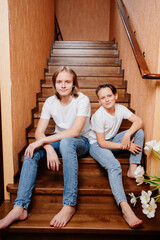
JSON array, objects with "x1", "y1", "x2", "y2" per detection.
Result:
[
  {"x1": 120, "y1": 201, "x2": 142, "y2": 228},
  {"x1": 50, "y1": 205, "x2": 75, "y2": 228},
  {"x1": 127, "y1": 164, "x2": 138, "y2": 178},
  {"x1": 0, "y1": 206, "x2": 28, "y2": 229}
]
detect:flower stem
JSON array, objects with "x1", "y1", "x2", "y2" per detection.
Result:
[
  {"x1": 153, "y1": 150, "x2": 160, "y2": 160},
  {"x1": 153, "y1": 194, "x2": 160, "y2": 202}
]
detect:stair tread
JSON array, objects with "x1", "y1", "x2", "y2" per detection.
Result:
[
  {"x1": 7, "y1": 163, "x2": 148, "y2": 195},
  {"x1": 1, "y1": 200, "x2": 160, "y2": 234}
]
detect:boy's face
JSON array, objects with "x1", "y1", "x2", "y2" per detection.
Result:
[
  {"x1": 55, "y1": 71, "x2": 73, "y2": 98},
  {"x1": 97, "y1": 87, "x2": 118, "y2": 111}
]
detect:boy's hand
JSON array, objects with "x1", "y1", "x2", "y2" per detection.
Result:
[
  {"x1": 128, "y1": 138, "x2": 142, "y2": 154},
  {"x1": 45, "y1": 145, "x2": 61, "y2": 171},
  {"x1": 25, "y1": 139, "x2": 43, "y2": 158}
]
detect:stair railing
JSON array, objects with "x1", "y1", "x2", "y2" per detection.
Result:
[
  {"x1": 116, "y1": 0, "x2": 160, "y2": 79},
  {"x1": 55, "y1": 15, "x2": 63, "y2": 41}
]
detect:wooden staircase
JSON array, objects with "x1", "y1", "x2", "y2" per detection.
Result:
[{"x1": 0, "y1": 41, "x2": 160, "y2": 239}]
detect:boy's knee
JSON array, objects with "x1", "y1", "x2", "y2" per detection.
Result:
[
  {"x1": 137, "y1": 129, "x2": 144, "y2": 139},
  {"x1": 24, "y1": 151, "x2": 40, "y2": 163},
  {"x1": 107, "y1": 159, "x2": 122, "y2": 174},
  {"x1": 60, "y1": 137, "x2": 75, "y2": 151}
]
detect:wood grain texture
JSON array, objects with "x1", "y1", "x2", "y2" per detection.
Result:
[
  {"x1": 8, "y1": 0, "x2": 55, "y2": 176},
  {"x1": 55, "y1": 0, "x2": 110, "y2": 41}
]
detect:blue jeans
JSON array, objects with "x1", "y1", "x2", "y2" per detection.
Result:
[
  {"x1": 14, "y1": 136, "x2": 89, "y2": 209},
  {"x1": 89, "y1": 129, "x2": 144, "y2": 205}
]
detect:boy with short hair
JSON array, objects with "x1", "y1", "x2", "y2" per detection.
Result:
[{"x1": 89, "y1": 83, "x2": 144, "y2": 228}]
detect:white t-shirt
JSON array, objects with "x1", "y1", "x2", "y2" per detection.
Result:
[
  {"x1": 41, "y1": 92, "x2": 91, "y2": 138},
  {"x1": 89, "y1": 104, "x2": 132, "y2": 144}
]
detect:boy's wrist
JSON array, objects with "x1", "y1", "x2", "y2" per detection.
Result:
[
  {"x1": 124, "y1": 131, "x2": 131, "y2": 137},
  {"x1": 119, "y1": 143, "x2": 123, "y2": 149}
]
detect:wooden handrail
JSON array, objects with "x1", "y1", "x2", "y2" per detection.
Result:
[
  {"x1": 55, "y1": 15, "x2": 63, "y2": 41},
  {"x1": 116, "y1": 0, "x2": 160, "y2": 79}
]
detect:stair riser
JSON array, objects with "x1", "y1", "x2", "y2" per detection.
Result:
[
  {"x1": 9, "y1": 195, "x2": 119, "y2": 211},
  {"x1": 38, "y1": 100, "x2": 128, "y2": 109},
  {"x1": 33, "y1": 117, "x2": 132, "y2": 129},
  {"x1": 53, "y1": 44, "x2": 117, "y2": 48},
  {"x1": 51, "y1": 49, "x2": 118, "y2": 56},
  {"x1": 55, "y1": 40, "x2": 115, "y2": 44},
  {"x1": 41, "y1": 88, "x2": 126, "y2": 98},
  {"x1": 37, "y1": 102, "x2": 129, "y2": 114},
  {"x1": 2, "y1": 233, "x2": 158, "y2": 240},
  {"x1": 53, "y1": 43, "x2": 117, "y2": 48},
  {"x1": 49, "y1": 57, "x2": 120, "y2": 65},
  {"x1": 28, "y1": 126, "x2": 131, "y2": 141},
  {"x1": 44, "y1": 76, "x2": 125, "y2": 88},
  {"x1": 48, "y1": 66, "x2": 121, "y2": 75}
]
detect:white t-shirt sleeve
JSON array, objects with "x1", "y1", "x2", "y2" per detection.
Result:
[
  {"x1": 76, "y1": 95, "x2": 90, "y2": 117},
  {"x1": 40, "y1": 99, "x2": 51, "y2": 119},
  {"x1": 120, "y1": 105, "x2": 133, "y2": 119},
  {"x1": 91, "y1": 111, "x2": 104, "y2": 133}
]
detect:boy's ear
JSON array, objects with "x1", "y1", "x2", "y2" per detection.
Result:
[{"x1": 115, "y1": 93, "x2": 118, "y2": 99}]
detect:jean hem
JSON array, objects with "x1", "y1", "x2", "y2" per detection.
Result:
[
  {"x1": 14, "y1": 203, "x2": 28, "y2": 210},
  {"x1": 63, "y1": 201, "x2": 77, "y2": 206}
]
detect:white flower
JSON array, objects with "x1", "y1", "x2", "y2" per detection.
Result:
[
  {"x1": 129, "y1": 193, "x2": 137, "y2": 207},
  {"x1": 142, "y1": 198, "x2": 157, "y2": 218},
  {"x1": 153, "y1": 141, "x2": 160, "y2": 152},
  {"x1": 140, "y1": 190, "x2": 152, "y2": 204},
  {"x1": 134, "y1": 166, "x2": 145, "y2": 185},
  {"x1": 136, "y1": 175, "x2": 145, "y2": 185},
  {"x1": 134, "y1": 165, "x2": 145, "y2": 177},
  {"x1": 144, "y1": 140, "x2": 157, "y2": 150}
]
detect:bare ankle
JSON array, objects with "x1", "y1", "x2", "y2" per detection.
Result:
[{"x1": 127, "y1": 164, "x2": 138, "y2": 178}]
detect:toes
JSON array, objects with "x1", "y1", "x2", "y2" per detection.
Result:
[{"x1": 131, "y1": 220, "x2": 142, "y2": 229}]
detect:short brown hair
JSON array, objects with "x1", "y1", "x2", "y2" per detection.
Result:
[
  {"x1": 52, "y1": 66, "x2": 79, "y2": 99},
  {"x1": 96, "y1": 83, "x2": 117, "y2": 98}
]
